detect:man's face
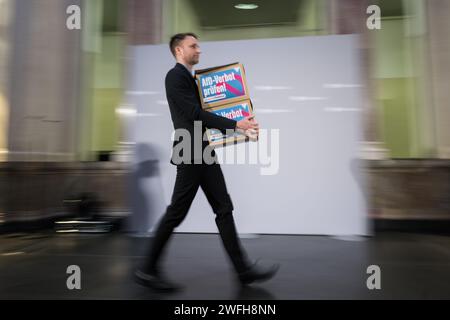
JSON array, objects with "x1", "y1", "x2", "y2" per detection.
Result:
[{"x1": 176, "y1": 36, "x2": 201, "y2": 66}]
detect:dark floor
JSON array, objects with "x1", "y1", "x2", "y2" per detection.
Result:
[{"x1": 0, "y1": 231, "x2": 449, "y2": 300}]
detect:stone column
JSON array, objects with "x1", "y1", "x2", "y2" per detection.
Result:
[
  {"x1": 7, "y1": 0, "x2": 82, "y2": 161},
  {"x1": 426, "y1": 0, "x2": 450, "y2": 158},
  {"x1": 328, "y1": 0, "x2": 388, "y2": 159},
  {"x1": 126, "y1": 0, "x2": 163, "y2": 45},
  {"x1": 0, "y1": 0, "x2": 12, "y2": 162}
]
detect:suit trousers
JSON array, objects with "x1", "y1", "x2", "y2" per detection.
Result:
[{"x1": 144, "y1": 163, "x2": 249, "y2": 274}]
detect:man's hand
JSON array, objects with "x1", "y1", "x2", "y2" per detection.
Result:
[
  {"x1": 236, "y1": 115, "x2": 259, "y2": 132},
  {"x1": 236, "y1": 115, "x2": 259, "y2": 141}
]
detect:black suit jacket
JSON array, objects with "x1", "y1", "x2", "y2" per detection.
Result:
[{"x1": 165, "y1": 63, "x2": 237, "y2": 165}]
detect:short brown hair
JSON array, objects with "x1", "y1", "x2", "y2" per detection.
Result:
[{"x1": 169, "y1": 33, "x2": 198, "y2": 57}]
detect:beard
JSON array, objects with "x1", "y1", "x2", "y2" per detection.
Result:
[{"x1": 189, "y1": 55, "x2": 199, "y2": 65}]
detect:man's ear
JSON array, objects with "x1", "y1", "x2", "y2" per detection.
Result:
[{"x1": 175, "y1": 46, "x2": 182, "y2": 57}]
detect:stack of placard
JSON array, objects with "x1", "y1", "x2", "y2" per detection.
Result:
[{"x1": 195, "y1": 62, "x2": 256, "y2": 147}]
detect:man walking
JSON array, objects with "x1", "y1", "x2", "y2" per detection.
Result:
[{"x1": 135, "y1": 33, "x2": 278, "y2": 291}]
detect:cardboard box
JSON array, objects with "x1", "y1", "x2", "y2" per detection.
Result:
[
  {"x1": 205, "y1": 99, "x2": 254, "y2": 147},
  {"x1": 195, "y1": 62, "x2": 250, "y2": 109},
  {"x1": 195, "y1": 63, "x2": 256, "y2": 147}
]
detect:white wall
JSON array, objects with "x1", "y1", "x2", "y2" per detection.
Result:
[{"x1": 125, "y1": 35, "x2": 369, "y2": 236}]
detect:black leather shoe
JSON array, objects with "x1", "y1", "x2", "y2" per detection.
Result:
[
  {"x1": 238, "y1": 262, "x2": 279, "y2": 286},
  {"x1": 134, "y1": 270, "x2": 181, "y2": 292}
]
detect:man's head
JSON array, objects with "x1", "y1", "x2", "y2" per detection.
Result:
[{"x1": 169, "y1": 33, "x2": 201, "y2": 67}]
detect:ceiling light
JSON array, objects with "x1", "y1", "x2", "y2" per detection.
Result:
[{"x1": 234, "y1": 4, "x2": 259, "y2": 10}]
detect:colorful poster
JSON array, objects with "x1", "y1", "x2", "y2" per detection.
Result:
[
  {"x1": 196, "y1": 63, "x2": 249, "y2": 108},
  {"x1": 196, "y1": 63, "x2": 255, "y2": 147}
]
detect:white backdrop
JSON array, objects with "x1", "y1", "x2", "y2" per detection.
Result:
[{"x1": 124, "y1": 35, "x2": 369, "y2": 236}]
